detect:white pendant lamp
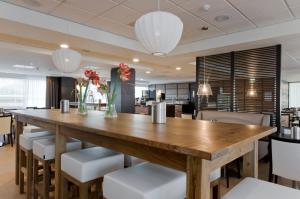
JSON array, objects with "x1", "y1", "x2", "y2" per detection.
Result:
[
  {"x1": 197, "y1": 57, "x2": 212, "y2": 96},
  {"x1": 52, "y1": 48, "x2": 82, "y2": 73},
  {"x1": 134, "y1": 0, "x2": 183, "y2": 56}
]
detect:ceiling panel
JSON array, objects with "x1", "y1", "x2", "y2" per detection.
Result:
[
  {"x1": 87, "y1": 16, "x2": 135, "y2": 39},
  {"x1": 122, "y1": 0, "x2": 176, "y2": 13},
  {"x1": 228, "y1": 0, "x2": 293, "y2": 26},
  {"x1": 177, "y1": 0, "x2": 255, "y2": 33},
  {"x1": 290, "y1": 5, "x2": 300, "y2": 18},
  {"x1": 3, "y1": 0, "x2": 62, "y2": 13},
  {"x1": 51, "y1": 3, "x2": 96, "y2": 23},
  {"x1": 286, "y1": 0, "x2": 300, "y2": 7},
  {"x1": 64, "y1": 0, "x2": 117, "y2": 15},
  {"x1": 168, "y1": 6, "x2": 223, "y2": 43},
  {"x1": 100, "y1": 5, "x2": 142, "y2": 25},
  {"x1": 1, "y1": 0, "x2": 299, "y2": 47}
]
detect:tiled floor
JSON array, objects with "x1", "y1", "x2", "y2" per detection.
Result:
[{"x1": 0, "y1": 145, "x2": 294, "y2": 199}]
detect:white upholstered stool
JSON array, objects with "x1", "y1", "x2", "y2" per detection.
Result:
[
  {"x1": 23, "y1": 125, "x2": 44, "y2": 134},
  {"x1": 19, "y1": 131, "x2": 54, "y2": 198},
  {"x1": 103, "y1": 163, "x2": 186, "y2": 199},
  {"x1": 222, "y1": 177, "x2": 300, "y2": 199},
  {"x1": 61, "y1": 147, "x2": 124, "y2": 199},
  {"x1": 32, "y1": 137, "x2": 82, "y2": 199},
  {"x1": 103, "y1": 163, "x2": 221, "y2": 199},
  {"x1": 124, "y1": 155, "x2": 145, "y2": 167}
]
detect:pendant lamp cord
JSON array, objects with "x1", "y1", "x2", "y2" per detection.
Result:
[
  {"x1": 157, "y1": 0, "x2": 160, "y2": 10},
  {"x1": 203, "y1": 56, "x2": 206, "y2": 84}
]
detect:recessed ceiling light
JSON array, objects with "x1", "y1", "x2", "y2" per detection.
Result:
[
  {"x1": 133, "y1": 58, "x2": 140, "y2": 63},
  {"x1": 60, "y1": 43, "x2": 69, "y2": 49},
  {"x1": 176, "y1": 67, "x2": 182, "y2": 71},
  {"x1": 215, "y1": 15, "x2": 230, "y2": 22},
  {"x1": 13, "y1": 64, "x2": 37, "y2": 69},
  {"x1": 202, "y1": 4, "x2": 211, "y2": 11},
  {"x1": 145, "y1": 71, "x2": 151, "y2": 74}
]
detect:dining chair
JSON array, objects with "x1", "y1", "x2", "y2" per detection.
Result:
[
  {"x1": 0, "y1": 115, "x2": 13, "y2": 147},
  {"x1": 272, "y1": 138, "x2": 300, "y2": 186},
  {"x1": 222, "y1": 177, "x2": 300, "y2": 199}
]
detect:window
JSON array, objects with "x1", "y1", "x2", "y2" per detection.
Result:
[
  {"x1": 289, "y1": 82, "x2": 300, "y2": 107},
  {"x1": 135, "y1": 86, "x2": 148, "y2": 98},
  {"x1": 0, "y1": 76, "x2": 46, "y2": 109}
]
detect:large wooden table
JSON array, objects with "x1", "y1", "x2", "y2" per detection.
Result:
[{"x1": 11, "y1": 109, "x2": 277, "y2": 199}]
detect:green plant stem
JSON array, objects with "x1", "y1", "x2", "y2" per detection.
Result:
[{"x1": 83, "y1": 81, "x2": 90, "y2": 103}]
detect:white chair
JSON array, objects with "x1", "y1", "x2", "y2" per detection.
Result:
[
  {"x1": 32, "y1": 137, "x2": 82, "y2": 198},
  {"x1": 103, "y1": 163, "x2": 186, "y2": 199},
  {"x1": 61, "y1": 147, "x2": 124, "y2": 199},
  {"x1": 272, "y1": 139, "x2": 300, "y2": 183},
  {"x1": 0, "y1": 115, "x2": 12, "y2": 146},
  {"x1": 222, "y1": 177, "x2": 300, "y2": 199}
]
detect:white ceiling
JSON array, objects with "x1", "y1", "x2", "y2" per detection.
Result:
[
  {"x1": 3, "y1": 0, "x2": 300, "y2": 44},
  {"x1": 1, "y1": 0, "x2": 300, "y2": 83}
]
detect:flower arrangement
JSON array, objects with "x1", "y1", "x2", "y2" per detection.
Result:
[
  {"x1": 77, "y1": 63, "x2": 131, "y2": 117},
  {"x1": 76, "y1": 70, "x2": 100, "y2": 115},
  {"x1": 98, "y1": 63, "x2": 132, "y2": 117}
]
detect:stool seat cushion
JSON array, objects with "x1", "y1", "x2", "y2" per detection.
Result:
[
  {"x1": 20, "y1": 131, "x2": 54, "y2": 150},
  {"x1": 103, "y1": 163, "x2": 186, "y2": 199},
  {"x1": 33, "y1": 138, "x2": 81, "y2": 160},
  {"x1": 222, "y1": 177, "x2": 300, "y2": 199},
  {"x1": 61, "y1": 147, "x2": 124, "y2": 183},
  {"x1": 23, "y1": 125, "x2": 44, "y2": 134}
]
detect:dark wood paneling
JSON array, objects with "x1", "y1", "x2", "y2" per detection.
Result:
[
  {"x1": 60, "y1": 77, "x2": 76, "y2": 101},
  {"x1": 111, "y1": 68, "x2": 135, "y2": 113}
]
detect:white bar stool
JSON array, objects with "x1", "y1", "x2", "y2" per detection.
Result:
[
  {"x1": 103, "y1": 162, "x2": 221, "y2": 199},
  {"x1": 32, "y1": 137, "x2": 82, "y2": 199},
  {"x1": 103, "y1": 163, "x2": 186, "y2": 199},
  {"x1": 61, "y1": 147, "x2": 124, "y2": 199},
  {"x1": 19, "y1": 131, "x2": 54, "y2": 198},
  {"x1": 222, "y1": 177, "x2": 300, "y2": 199},
  {"x1": 23, "y1": 125, "x2": 45, "y2": 134}
]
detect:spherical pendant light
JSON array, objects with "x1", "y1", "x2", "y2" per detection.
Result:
[
  {"x1": 52, "y1": 48, "x2": 82, "y2": 73},
  {"x1": 135, "y1": 11, "x2": 183, "y2": 56}
]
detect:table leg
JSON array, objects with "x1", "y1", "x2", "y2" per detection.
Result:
[
  {"x1": 243, "y1": 140, "x2": 258, "y2": 178},
  {"x1": 15, "y1": 120, "x2": 23, "y2": 185},
  {"x1": 186, "y1": 156, "x2": 210, "y2": 199},
  {"x1": 54, "y1": 125, "x2": 66, "y2": 199}
]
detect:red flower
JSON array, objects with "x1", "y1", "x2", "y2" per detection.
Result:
[
  {"x1": 84, "y1": 69, "x2": 100, "y2": 85},
  {"x1": 118, "y1": 63, "x2": 131, "y2": 81}
]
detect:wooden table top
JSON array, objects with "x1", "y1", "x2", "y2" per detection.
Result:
[{"x1": 10, "y1": 109, "x2": 276, "y2": 160}]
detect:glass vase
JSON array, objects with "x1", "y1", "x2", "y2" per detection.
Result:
[
  {"x1": 77, "y1": 102, "x2": 87, "y2": 115},
  {"x1": 105, "y1": 104, "x2": 117, "y2": 118}
]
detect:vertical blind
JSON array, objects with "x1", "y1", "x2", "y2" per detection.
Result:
[
  {"x1": 0, "y1": 76, "x2": 46, "y2": 108},
  {"x1": 196, "y1": 45, "x2": 281, "y2": 127}
]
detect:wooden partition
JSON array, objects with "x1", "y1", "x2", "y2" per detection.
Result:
[{"x1": 196, "y1": 45, "x2": 281, "y2": 128}]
